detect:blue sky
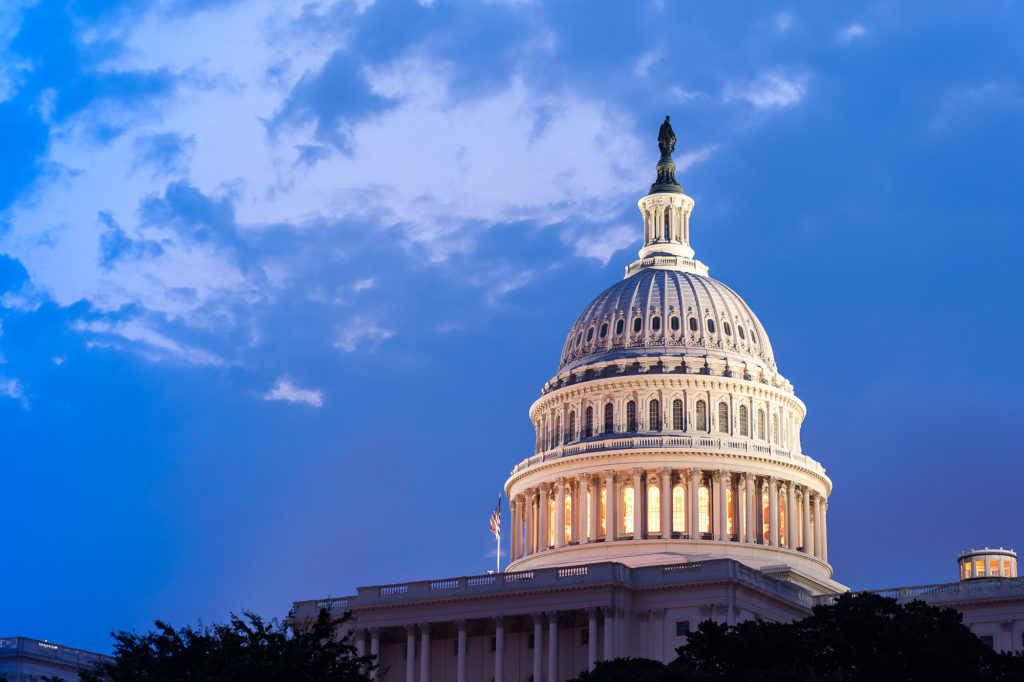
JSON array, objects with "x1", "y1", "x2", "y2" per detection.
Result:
[{"x1": 1, "y1": 0, "x2": 1022, "y2": 653}]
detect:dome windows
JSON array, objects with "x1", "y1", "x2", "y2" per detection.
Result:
[
  {"x1": 738, "y1": 325, "x2": 746, "y2": 340},
  {"x1": 633, "y1": 318, "x2": 642, "y2": 333},
  {"x1": 604, "y1": 403, "x2": 614, "y2": 434},
  {"x1": 649, "y1": 399, "x2": 661, "y2": 430},
  {"x1": 706, "y1": 319, "x2": 716, "y2": 334},
  {"x1": 739, "y1": 405, "x2": 749, "y2": 436},
  {"x1": 585, "y1": 406, "x2": 594, "y2": 438},
  {"x1": 586, "y1": 327, "x2": 594, "y2": 342},
  {"x1": 615, "y1": 319, "x2": 624, "y2": 335},
  {"x1": 695, "y1": 399, "x2": 707, "y2": 431},
  {"x1": 651, "y1": 316, "x2": 661, "y2": 332},
  {"x1": 600, "y1": 322, "x2": 608, "y2": 338},
  {"x1": 718, "y1": 402, "x2": 729, "y2": 434},
  {"x1": 670, "y1": 316, "x2": 680, "y2": 331},
  {"x1": 723, "y1": 322, "x2": 732, "y2": 336},
  {"x1": 672, "y1": 399, "x2": 684, "y2": 430},
  {"x1": 576, "y1": 331, "x2": 583, "y2": 345},
  {"x1": 688, "y1": 317, "x2": 698, "y2": 332},
  {"x1": 626, "y1": 400, "x2": 638, "y2": 432}
]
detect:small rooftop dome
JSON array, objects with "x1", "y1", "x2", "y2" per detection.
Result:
[{"x1": 958, "y1": 547, "x2": 1017, "y2": 580}]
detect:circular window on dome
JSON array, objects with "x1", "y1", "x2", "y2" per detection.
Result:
[
  {"x1": 600, "y1": 322, "x2": 608, "y2": 338},
  {"x1": 738, "y1": 325, "x2": 745, "y2": 340},
  {"x1": 671, "y1": 316, "x2": 680, "y2": 331},
  {"x1": 723, "y1": 322, "x2": 732, "y2": 336},
  {"x1": 633, "y1": 318, "x2": 642, "y2": 333},
  {"x1": 688, "y1": 317, "x2": 698, "y2": 332},
  {"x1": 616, "y1": 319, "x2": 625, "y2": 335},
  {"x1": 586, "y1": 327, "x2": 594, "y2": 342},
  {"x1": 706, "y1": 319, "x2": 716, "y2": 333},
  {"x1": 651, "y1": 316, "x2": 661, "y2": 332}
]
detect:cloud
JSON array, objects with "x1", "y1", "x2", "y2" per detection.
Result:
[
  {"x1": 132, "y1": 132, "x2": 195, "y2": 177},
  {"x1": 774, "y1": 12, "x2": 794, "y2": 33},
  {"x1": 0, "y1": 376, "x2": 27, "y2": 407},
  {"x1": 725, "y1": 70, "x2": 810, "y2": 110},
  {"x1": 335, "y1": 318, "x2": 394, "y2": 353},
  {"x1": 352, "y1": 277, "x2": 375, "y2": 292},
  {"x1": 837, "y1": 23, "x2": 866, "y2": 44},
  {"x1": 264, "y1": 376, "x2": 323, "y2": 407},
  {"x1": 572, "y1": 223, "x2": 636, "y2": 264},
  {"x1": 76, "y1": 319, "x2": 223, "y2": 365}
]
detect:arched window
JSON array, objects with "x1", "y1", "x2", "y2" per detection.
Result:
[
  {"x1": 622, "y1": 486, "x2": 635, "y2": 535},
  {"x1": 648, "y1": 485, "x2": 660, "y2": 534},
  {"x1": 688, "y1": 317, "x2": 698, "y2": 332},
  {"x1": 568, "y1": 411, "x2": 576, "y2": 443},
  {"x1": 696, "y1": 400, "x2": 707, "y2": 431},
  {"x1": 584, "y1": 406, "x2": 594, "y2": 438},
  {"x1": 739, "y1": 405, "x2": 749, "y2": 436},
  {"x1": 698, "y1": 486, "x2": 710, "y2": 535},
  {"x1": 549, "y1": 496, "x2": 556, "y2": 548},
  {"x1": 672, "y1": 484, "x2": 686, "y2": 533},
  {"x1": 772, "y1": 413, "x2": 779, "y2": 444},
  {"x1": 626, "y1": 400, "x2": 637, "y2": 432},
  {"x1": 649, "y1": 399, "x2": 661, "y2": 431},
  {"x1": 600, "y1": 488, "x2": 607, "y2": 537},
  {"x1": 586, "y1": 327, "x2": 594, "y2": 342},
  {"x1": 663, "y1": 207, "x2": 670, "y2": 240},
  {"x1": 738, "y1": 325, "x2": 746, "y2": 340},
  {"x1": 762, "y1": 487, "x2": 770, "y2": 543},
  {"x1": 757, "y1": 409, "x2": 766, "y2": 440},
  {"x1": 564, "y1": 494, "x2": 572, "y2": 544},
  {"x1": 718, "y1": 402, "x2": 729, "y2": 434},
  {"x1": 706, "y1": 318, "x2": 716, "y2": 334},
  {"x1": 671, "y1": 316, "x2": 680, "y2": 331},
  {"x1": 600, "y1": 322, "x2": 608, "y2": 338},
  {"x1": 615, "y1": 319, "x2": 624, "y2": 335},
  {"x1": 723, "y1": 321, "x2": 732, "y2": 336},
  {"x1": 651, "y1": 316, "x2": 661, "y2": 332},
  {"x1": 553, "y1": 415, "x2": 561, "y2": 449},
  {"x1": 604, "y1": 403, "x2": 614, "y2": 434},
  {"x1": 672, "y1": 399, "x2": 684, "y2": 430},
  {"x1": 727, "y1": 487, "x2": 735, "y2": 536},
  {"x1": 576, "y1": 331, "x2": 583, "y2": 345},
  {"x1": 633, "y1": 318, "x2": 642, "y2": 333}
]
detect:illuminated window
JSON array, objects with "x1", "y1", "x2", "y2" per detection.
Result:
[
  {"x1": 688, "y1": 317, "x2": 698, "y2": 332},
  {"x1": 671, "y1": 316, "x2": 680, "y2": 331},
  {"x1": 549, "y1": 497, "x2": 556, "y2": 548},
  {"x1": 757, "y1": 409, "x2": 766, "y2": 440},
  {"x1": 626, "y1": 400, "x2": 637, "y2": 432},
  {"x1": 739, "y1": 405, "x2": 749, "y2": 436},
  {"x1": 779, "y1": 496, "x2": 787, "y2": 546},
  {"x1": 600, "y1": 488, "x2": 607, "y2": 536},
  {"x1": 672, "y1": 484, "x2": 686, "y2": 533},
  {"x1": 649, "y1": 399, "x2": 661, "y2": 430},
  {"x1": 976, "y1": 559, "x2": 984, "y2": 576},
  {"x1": 565, "y1": 494, "x2": 572, "y2": 544},
  {"x1": 604, "y1": 403, "x2": 614, "y2": 434},
  {"x1": 762, "y1": 488, "x2": 770, "y2": 542},
  {"x1": 706, "y1": 319, "x2": 716, "y2": 333},
  {"x1": 616, "y1": 319, "x2": 624, "y2": 335},
  {"x1": 698, "y1": 486, "x2": 710, "y2": 534},
  {"x1": 633, "y1": 318, "x2": 642, "y2": 333},
  {"x1": 1005, "y1": 560, "x2": 1013, "y2": 576},
  {"x1": 960, "y1": 562, "x2": 966, "y2": 580},
  {"x1": 568, "y1": 411, "x2": 576, "y2": 443},
  {"x1": 673, "y1": 399, "x2": 684, "y2": 430},
  {"x1": 964, "y1": 561, "x2": 972, "y2": 579},
  {"x1": 772, "y1": 413, "x2": 779, "y2": 444},
  {"x1": 718, "y1": 402, "x2": 729, "y2": 434},
  {"x1": 648, "y1": 485, "x2": 660, "y2": 534},
  {"x1": 696, "y1": 400, "x2": 707, "y2": 431},
  {"x1": 727, "y1": 487, "x2": 735, "y2": 535},
  {"x1": 622, "y1": 486, "x2": 635, "y2": 535},
  {"x1": 600, "y1": 322, "x2": 608, "y2": 338},
  {"x1": 586, "y1": 491, "x2": 591, "y2": 538},
  {"x1": 990, "y1": 559, "x2": 1000, "y2": 576},
  {"x1": 585, "y1": 406, "x2": 594, "y2": 438}
]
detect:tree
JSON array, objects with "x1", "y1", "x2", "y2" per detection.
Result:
[{"x1": 80, "y1": 608, "x2": 375, "y2": 681}]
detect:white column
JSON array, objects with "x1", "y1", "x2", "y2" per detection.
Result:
[
  {"x1": 513, "y1": 496, "x2": 523, "y2": 560},
  {"x1": 604, "y1": 470, "x2": 617, "y2": 541},
  {"x1": 813, "y1": 492, "x2": 823, "y2": 559},
  {"x1": 573, "y1": 476, "x2": 584, "y2": 543},
  {"x1": 369, "y1": 628, "x2": 380, "y2": 681},
  {"x1": 745, "y1": 475, "x2": 755, "y2": 544},
  {"x1": 589, "y1": 474, "x2": 599, "y2": 543},
  {"x1": 633, "y1": 467, "x2": 645, "y2": 538},
  {"x1": 786, "y1": 481, "x2": 796, "y2": 550},
  {"x1": 547, "y1": 612, "x2": 559, "y2": 682},
  {"x1": 524, "y1": 490, "x2": 535, "y2": 555},
  {"x1": 355, "y1": 629, "x2": 366, "y2": 658},
  {"x1": 736, "y1": 474, "x2": 747, "y2": 542},
  {"x1": 821, "y1": 498, "x2": 829, "y2": 562},
  {"x1": 801, "y1": 487, "x2": 812, "y2": 554},
  {"x1": 539, "y1": 483, "x2": 550, "y2": 550},
  {"x1": 494, "y1": 616, "x2": 505, "y2": 682},
  {"x1": 532, "y1": 613, "x2": 544, "y2": 682},
  {"x1": 555, "y1": 477, "x2": 566, "y2": 548},
  {"x1": 602, "y1": 606, "x2": 615, "y2": 661},
  {"x1": 404, "y1": 625, "x2": 416, "y2": 682},
  {"x1": 688, "y1": 468, "x2": 700, "y2": 539},
  {"x1": 579, "y1": 474, "x2": 591, "y2": 543},
  {"x1": 660, "y1": 467, "x2": 672, "y2": 539},
  {"x1": 718, "y1": 471, "x2": 729, "y2": 540},
  {"x1": 456, "y1": 620, "x2": 467, "y2": 682},
  {"x1": 419, "y1": 624, "x2": 430, "y2": 682},
  {"x1": 587, "y1": 607, "x2": 599, "y2": 671},
  {"x1": 768, "y1": 477, "x2": 780, "y2": 547}
]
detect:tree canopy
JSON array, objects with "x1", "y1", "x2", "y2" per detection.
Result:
[
  {"x1": 80, "y1": 609, "x2": 375, "y2": 682},
  {"x1": 570, "y1": 593, "x2": 1024, "y2": 681}
]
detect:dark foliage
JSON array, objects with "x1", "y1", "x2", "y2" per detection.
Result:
[
  {"x1": 79, "y1": 608, "x2": 375, "y2": 682},
  {"x1": 570, "y1": 593, "x2": 1024, "y2": 681}
]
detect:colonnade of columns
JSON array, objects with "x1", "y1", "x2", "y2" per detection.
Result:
[
  {"x1": 354, "y1": 607, "x2": 628, "y2": 682},
  {"x1": 509, "y1": 468, "x2": 828, "y2": 564}
]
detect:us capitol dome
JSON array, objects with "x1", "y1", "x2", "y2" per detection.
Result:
[{"x1": 504, "y1": 116, "x2": 842, "y2": 595}]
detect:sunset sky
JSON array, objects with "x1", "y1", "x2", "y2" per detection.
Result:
[{"x1": 1, "y1": 0, "x2": 1022, "y2": 653}]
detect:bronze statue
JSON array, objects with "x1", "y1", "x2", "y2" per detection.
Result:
[{"x1": 658, "y1": 115, "x2": 676, "y2": 156}]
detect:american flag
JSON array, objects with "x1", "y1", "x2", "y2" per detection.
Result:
[{"x1": 489, "y1": 496, "x2": 501, "y2": 539}]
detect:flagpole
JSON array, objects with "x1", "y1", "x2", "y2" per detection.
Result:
[{"x1": 496, "y1": 495, "x2": 501, "y2": 574}]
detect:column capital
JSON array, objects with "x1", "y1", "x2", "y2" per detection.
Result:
[
  {"x1": 737, "y1": 472, "x2": 747, "y2": 486},
  {"x1": 539, "y1": 481, "x2": 550, "y2": 493},
  {"x1": 455, "y1": 618, "x2": 467, "y2": 630},
  {"x1": 631, "y1": 466, "x2": 644, "y2": 478},
  {"x1": 689, "y1": 467, "x2": 702, "y2": 481},
  {"x1": 787, "y1": 479, "x2": 796, "y2": 491},
  {"x1": 768, "y1": 475, "x2": 778, "y2": 486},
  {"x1": 417, "y1": 623, "x2": 430, "y2": 633},
  {"x1": 603, "y1": 469, "x2": 617, "y2": 482},
  {"x1": 661, "y1": 466, "x2": 672, "y2": 476},
  {"x1": 546, "y1": 611, "x2": 559, "y2": 623},
  {"x1": 652, "y1": 608, "x2": 666, "y2": 617},
  {"x1": 493, "y1": 615, "x2": 505, "y2": 627},
  {"x1": 556, "y1": 476, "x2": 566, "y2": 489},
  {"x1": 585, "y1": 606, "x2": 599, "y2": 617},
  {"x1": 711, "y1": 469, "x2": 722, "y2": 483},
  {"x1": 369, "y1": 627, "x2": 380, "y2": 637},
  {"x1": 580, "y1": 471, "x2": 592, "y2": 485},
  {"x1": 822, "y1": 498, "x2": 828, "y2": 511},
  {"x1": 600, "y1": 605, "x2": 616, "y2": 615},
  {"x1": 404, "y1": 624, "x2": 417, "y2": 635},
  {"x1": 531, "y1": 611, "x2": 544, "y2": 624}
]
